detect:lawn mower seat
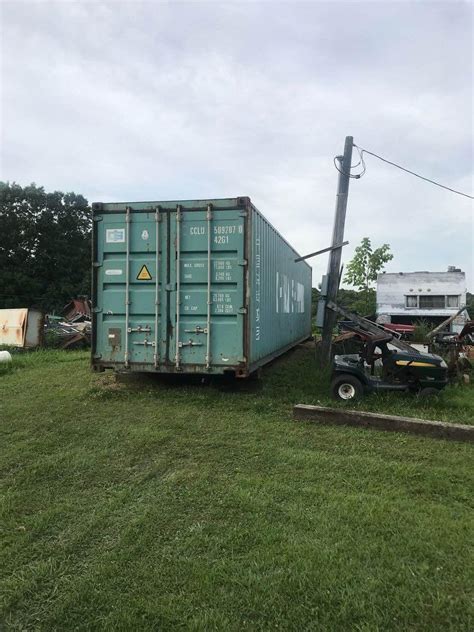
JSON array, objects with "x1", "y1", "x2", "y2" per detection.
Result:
[{"x1": 362, "y1": 334, "x2": 393, "y2": 364}]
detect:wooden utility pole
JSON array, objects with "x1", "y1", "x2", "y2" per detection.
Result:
[{"x1": 320, "y1": 136, "x2": 354, "y2": 366}]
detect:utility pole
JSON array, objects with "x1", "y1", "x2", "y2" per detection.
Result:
[{"x1": 319, "y1": 136, "x2": 354, "y2": 366}]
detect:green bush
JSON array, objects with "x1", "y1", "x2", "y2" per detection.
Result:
[{"x1": 412, "y1": 319, "x2": 432, "y2": 343}]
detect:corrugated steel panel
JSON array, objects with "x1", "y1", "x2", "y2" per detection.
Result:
[
  {"x1": 91, "y1": 197, "x2": 311, "y2": 376},
  {"x1": 248, "y1": 205, "x2": 311, "y2": 368}
]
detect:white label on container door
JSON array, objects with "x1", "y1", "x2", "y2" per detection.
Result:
[
  {"x1": 106, "y1": 228, "x2": 125, "y2": 243},
  {"x1": 105, "y1": 269, "x2": 123, "y2": 276},
  {"x1": 141, "y1": 229, "x2": 149, "y2": 241}
]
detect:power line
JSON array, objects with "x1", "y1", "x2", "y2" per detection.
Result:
[
  {"x1": 333, "y1": 145, "x2": 366, "y2": 179},
  {"x1": 352, "y1": 143, "x2": 473, "y2": 200}
]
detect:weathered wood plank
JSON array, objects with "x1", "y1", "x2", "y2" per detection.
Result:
[{"x1": 293, "y1": 404, "x2": 474, "y2": 443}]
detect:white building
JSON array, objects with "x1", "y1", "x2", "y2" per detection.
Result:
[{"x1": 376, "y1": 267, "x2": 469, "y2": 333}]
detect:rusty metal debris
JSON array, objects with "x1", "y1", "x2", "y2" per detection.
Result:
[
  {"x1": 428, "y1": 320, "x2": 473, "y2": 378},
  {"x1": 0, "y1": 299, "x2": 92, "y2": 351},
  {"x1": 0, "y1": 308, "x2": 44, "y2": 348},
  {"x1": 45, "y1": 299, "x2": 91, "y2": 349},
  {"x1": 63, "y1": 298, "x2": 91, "y2": 323},
  {"x1": 45, "y1": 318, "x2": 91, "y2": 349}
]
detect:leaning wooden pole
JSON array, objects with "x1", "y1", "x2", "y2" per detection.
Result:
[{"x1": 319, "y1": 136, "x2": 353, "y2": 366}]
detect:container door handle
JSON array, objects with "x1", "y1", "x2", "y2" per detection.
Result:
[
  {"x1": 175, "y1": 205, "x2": 182, "y2": 370},
  {"x1": 178, "y1": 340, "x2": 203, "y2": 348},
  {"x1": 124, "y1": 206, "x2": 131, "y2": 368},
  {"x1": 205, "y1": 203, "x2": 213, "y2": 370},
  {"x1": 154, "y1": 207, "x2": 161, "y2": 368}
]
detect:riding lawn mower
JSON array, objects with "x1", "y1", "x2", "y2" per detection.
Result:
[{"x1": 331, "y1": 325, "x2": 448, "y2": 402}]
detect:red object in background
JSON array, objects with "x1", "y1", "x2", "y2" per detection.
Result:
[
  {"x1": 63, "y1": 298, "x2": 91, "y2": 322},
  {"x1": 383, "y1": 323, "x2": 416, "y2": 335}
]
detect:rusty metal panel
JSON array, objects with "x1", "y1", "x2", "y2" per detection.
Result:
[
  {"x1": 63, "y1": 298, "x2": 91, "y2": 322},
  {"x1": 0, "y1": 308, "x2": 43, "y2": 348},
  {"x1": 0, "y1": 308, "x2": 28, "y2": 346}
]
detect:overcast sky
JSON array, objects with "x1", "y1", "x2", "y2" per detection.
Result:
[{"x1": 1, "y1": 0, "x2": 473, "y2": 289}]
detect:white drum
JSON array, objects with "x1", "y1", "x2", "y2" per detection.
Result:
[{"x1": 0, "y1": 351, "x2": 13, "y2": 364}]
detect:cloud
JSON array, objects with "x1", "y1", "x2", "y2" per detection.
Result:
[{"x1": 1, "y1": 0, "x2": 472, "y2": 288}]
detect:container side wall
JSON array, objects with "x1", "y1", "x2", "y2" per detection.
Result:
[{"x1": 248, "y1": 207, "x2": 312, "y2": 366}]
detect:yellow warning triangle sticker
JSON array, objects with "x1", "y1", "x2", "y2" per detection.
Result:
[{"x1": 137, "y1": 265, "x2": 152, "y2": 281}]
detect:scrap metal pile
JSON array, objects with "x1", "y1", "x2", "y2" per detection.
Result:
[
  {"x1": 45, "y1": 299, "x2": 91, "y2": 349},
  {"x1": 428, "y1": 321, "x2": 474, "y2": 378}
]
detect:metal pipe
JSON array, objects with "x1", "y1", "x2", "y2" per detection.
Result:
[
  {"x1": 175, "y1": 205, "x2": 182, "y2": 370},
  {"x1": 205, "y1": 203, "x2": 212, "y2": 369},
  {"x1": 294, "y1": 241, "x2": 349, "y2": 263},
  {"x1": 124, "y1": 205, "x2": 131, "y2": 367},
  {"x1": 154, "y1": 207, "x2": 160, "y2": 368}
]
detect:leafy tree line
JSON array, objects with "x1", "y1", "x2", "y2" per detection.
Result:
[{"x1": 0, "y1": 182, "x2": 91, "y2": 312}]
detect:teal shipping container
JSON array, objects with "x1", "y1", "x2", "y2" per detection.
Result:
[{"x1": 91, "y1": 197, "x2": 311, "y2": 377}]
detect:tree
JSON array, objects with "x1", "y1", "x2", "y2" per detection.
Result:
[
  {"x1": 0, "y1": 182, "x2": 91, "y2": 312},
  {"x1": 466, "y1": 292, "x2": 474, "y2": 318},
  {"x1": 343, "y1": 237, "x2": 393, "y2": 315}
]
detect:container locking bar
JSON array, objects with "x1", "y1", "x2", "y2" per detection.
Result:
[
  {"x1": 175, "y1": 205, "x2": 182, "y2": 370},
  {"x1": 132, "y1": 340, "x2": 156, "y2": 347},
  {"x1": 154, "y1": 207, "x2": 161, "y2": 368},
  {"x1": 205, "y1": 203, "x2": 213, "y2": 370},
  {"x1": 184, "y1": 326, "x2": 208, "y2": 334},
  {"x1": 124, "y1": 206, "x2": 131, "y2": 368},
  {"x1": 179, "y1": 340, "x2": 203, "y2": 348}
]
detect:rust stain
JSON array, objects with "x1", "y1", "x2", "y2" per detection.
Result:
[{"x1": 0, "y1": 308, "x2": 30, "y2": 347}]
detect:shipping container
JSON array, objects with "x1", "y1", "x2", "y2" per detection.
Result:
[{"x1": 91, "y1": 197, "x2": 311, "y2": 377}]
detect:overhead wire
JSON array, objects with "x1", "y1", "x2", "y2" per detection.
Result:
[
  {"x1": 333, "y1": 145, "x2": 366, "y2": 179},
  {"x1": 345, "y1": 143, "x2": 474, "y2": 200}
]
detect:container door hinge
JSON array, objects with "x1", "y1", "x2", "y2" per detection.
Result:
[
  {"x1": 238, "y1": 211, "x2": 248, "y2": 218},
  {"x1": 93, "y1": 215, "x2": 103, "y2": 222},
  {"x1": 238, "y1": 259, "x2": 248, "y2": 267},
  {"x1": 93, "y1": 261, "x2": 102, "y2": 268},
  {"x1": 93, "y1": 353, "x2": 102, "y2": 359},
  {"x1": 92, "y1": 307, "x2": 102, "y2": 314},
  {"x1": 238, "y1": 307, "x2": 247, "y2": 314}
]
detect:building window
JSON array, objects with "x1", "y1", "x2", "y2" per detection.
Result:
[
  {"x1": 406, "y1": 296, "x2": 418, "y2": 308},
  {"x1": 446, "y1": 295, "x2": 460, "y2": 308},
  {"x1": 419, "y1": 295, "x2": 445, "y2": 309}
]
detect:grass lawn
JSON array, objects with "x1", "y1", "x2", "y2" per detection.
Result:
[{"x1": 0, "y1": 348, "x2": 473, "y2": 631}]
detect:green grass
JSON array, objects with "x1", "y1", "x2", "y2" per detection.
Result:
[{"x1": 0, "y1": 348, "x2": 473, "y2": 631}]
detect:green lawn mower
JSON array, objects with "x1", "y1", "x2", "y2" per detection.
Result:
[{"x1": 331, "y1": 327, "x2": 448, "y2": 402}]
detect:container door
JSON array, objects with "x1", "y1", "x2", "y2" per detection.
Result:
[
  {"x1": 168, "y1": 205, "x2": 246, "y2": 371},
  {"x1": 94, "y1": 208, "x2": 164, "y2": 368}
]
